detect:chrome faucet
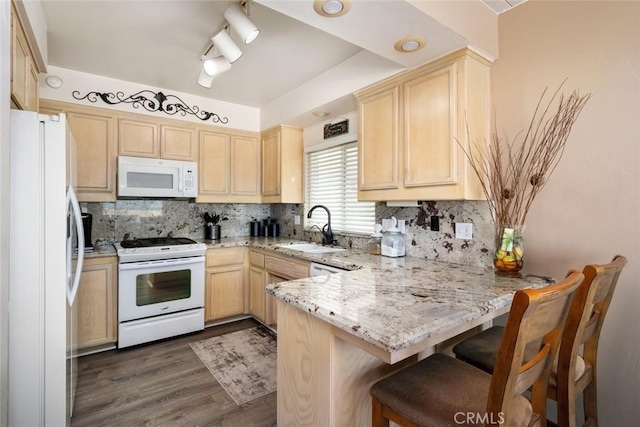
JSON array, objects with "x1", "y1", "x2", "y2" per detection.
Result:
[{"x1": 307, "y1": 205, "x2": 335, "y2": 246}]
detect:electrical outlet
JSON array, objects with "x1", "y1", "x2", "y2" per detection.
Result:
[
  {"x1": 455, "y1": 222, "x2": 473, "y2": 240},
  {"x1": 294, "y1": 215, "x2": 301, "y2": 225},
  {"x1": 430, "y1": 216, "x2": 440, "y2": 231}
]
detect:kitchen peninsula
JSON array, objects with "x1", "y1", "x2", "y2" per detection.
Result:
[{"x1": 267, "y1": 257, "x2": 552, "y2": 426}]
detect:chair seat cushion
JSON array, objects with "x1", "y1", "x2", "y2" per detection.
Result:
[
  {"x1": 370, "y1": 353, "x2": 533, "y2": 427},
  {"x1": 452, "y1": 326, "x2": 505, "y2": 374},
  {"x1": 453, "y1": 326, "x2": 587, "y2": 388}
]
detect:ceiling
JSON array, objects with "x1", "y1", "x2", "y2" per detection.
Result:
[{"x1": 39, "y1": 0, "x2": 525, "y2": 128}]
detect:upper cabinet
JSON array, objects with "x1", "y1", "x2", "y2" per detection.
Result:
[
  {"x1": 40, "y1": 100, "x2": 118, "y2": 202},
  {"x1": 10, "y1": 3, "x2": 39, "y2": 112},
  {"x1": 355, "y1": 48, "x2": 491, "y2": 201},
  {"x1": 118, "y1": 117, "x2": 197, "y2": 161},
  {"x1": 197, "y1": 128, "x2": 261, "y2": 203},
  {"x1": 261, "y1": 125, "x2": 304, "y2": 204}
]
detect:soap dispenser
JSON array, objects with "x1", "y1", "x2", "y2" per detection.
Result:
[{"x1": 381, "y1": 217, "x2": 406, "y2": 258}]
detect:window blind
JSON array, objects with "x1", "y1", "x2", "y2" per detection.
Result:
[{"x1": 305, "y1": 142, "x2": 375, "y2": 235}]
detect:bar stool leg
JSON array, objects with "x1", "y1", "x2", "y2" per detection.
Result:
[
  {"x1": 372, "y1": 399, "x2": 390, "y2": 427},
  {"x1": 583, "y1": 375, "x2": 598, "y2": 427}
]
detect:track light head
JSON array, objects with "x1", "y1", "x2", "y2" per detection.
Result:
[
  {"x1": 197, "y1": 66, "x2": 215, "y2": 88},
  {"x1": 224, "y1": 2, "x2": 260, "y2": 44},
  {"x1": 211, "y1": 29, "x2": 243, "y2": 63},
  {"x1": 203, "y1": 56, "x2": 232, "y2": 76},
  {"x1": 197, "y1": 55, "x2": 232, "y2": 88}
]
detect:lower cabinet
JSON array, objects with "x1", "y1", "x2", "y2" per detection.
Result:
[
  {"x1": 249, "y1": 249, "x2": 310, "y2": 328},
  {"x1": 205, "y1": 247, "x2": 247, "y2": 322},
  {"x1": 249, "y1": 251, "x2": 267, "y2": 322},
  {"x1": 77, "y1": 256, "x2": 118, "y2": 350},
  {"x1": 265, "y1": 273, "x2": 287, "y2": 327},
  {"x1": 204, "y1": 246, "x2": 311, "y2": 326}
]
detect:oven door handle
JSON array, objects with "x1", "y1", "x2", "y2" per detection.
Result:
[{"x1": 119, "y1": 255, "x2": 205, "y2": 271}]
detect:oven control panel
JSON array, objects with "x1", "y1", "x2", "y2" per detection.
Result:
[{"x1": 114, "y1": 242, "x2": 207, "y2": 263}]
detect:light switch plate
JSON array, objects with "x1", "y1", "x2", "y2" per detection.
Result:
[
  {"x1": 294, "y1": 215, "x2": 301, "y2": 225},
  {"x1": 455, "y1": 223, "x2": 473, "y2": 240}
]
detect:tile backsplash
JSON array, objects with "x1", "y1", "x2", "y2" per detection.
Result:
[
  {"x1": 82, "y1": 200, "x2": 271, "y2": 244},
  {"x1": 85, "y1": 199, "x2": 493, "y2": 268},
  {"x1": 274, "y1": 201, "x2": 494, "y2": 268}
]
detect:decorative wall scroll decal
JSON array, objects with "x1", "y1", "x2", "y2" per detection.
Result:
[{"x1": 72, "y1": 90, "x2": 229, "y2": 124}]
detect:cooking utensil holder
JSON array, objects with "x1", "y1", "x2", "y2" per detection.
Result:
[{"x1": 205, "y1": 224, "x2": 221, "y2": 240}]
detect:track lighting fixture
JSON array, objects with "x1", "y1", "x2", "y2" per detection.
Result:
[
  {"x1": 196, "y1": 1, "x2": 260, "y2": 88},
  {"x1": 224, "y1": 2, "x2": 260, "y2": 44}
]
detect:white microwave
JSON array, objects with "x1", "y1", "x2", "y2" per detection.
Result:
[{"x1": 117, "y1": 156, "x2": 197, "y2": 198}]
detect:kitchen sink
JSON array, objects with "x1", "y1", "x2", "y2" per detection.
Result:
[{"x1": 276, "y1": 243, "x2": 345, "y2": 254}]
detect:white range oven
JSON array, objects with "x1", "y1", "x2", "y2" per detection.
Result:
[{"x1": 114, "y1": 237, "x2": 206, "y2": 348}]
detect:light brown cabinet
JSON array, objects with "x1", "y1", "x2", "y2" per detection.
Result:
[
  {"x1": 355, "y1": 47, "x2": 491, "y2": 201},
  {"x1": 118, "y1": 117, "x2": 197, "y2": 161},
  {"x1": 40, "y1": 100, "x2": 118, "y2": 202},
  {"x1": 197, "y1": 129, "x2": 261, "y2": 203},
  {"x1": 205, "y1": 247, "x2": 247, "y2": 322},
  {"x1": 10, "y1": 3, "x2": 39, "y2": 112},
  {"x1": 118, "y1": 119, "x2": 159, "y2": 158},
  {"x1": 248, "y1": 250, "x2": 266, "y2": 322},
  {"x1": 249, "y1": 249, "x2": 309, "y2": 327},
  {"x1": 265, "y1": 274, "x2": 286, "y2": 327},
  {"x1": 261, "y1": 125, "x2": 304, "y2": 203},
  {"x1": 77, "y1": 257, "x2": 118, "y2": 350},
  {"x1": 161, "y1": 124, "x2": 197, "y2": 161}
]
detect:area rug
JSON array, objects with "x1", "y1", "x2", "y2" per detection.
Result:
[{"x1": 190, "y1": 326, "x2": 277, "y2": 405}]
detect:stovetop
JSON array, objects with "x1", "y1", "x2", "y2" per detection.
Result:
[
  {"x1": 114, "y1": 236, "x2": 206, "y2": 263},
  {"x1": 120, "y1": 237, "x2": 197, "y2": 249}
]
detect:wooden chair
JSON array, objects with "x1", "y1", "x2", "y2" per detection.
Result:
[
  {"x1": 369, "y1": 271, "x2": 584, "y2": 427},
  {"x1": 452, "y1": 255, "x2": 627, "y2": 427}
]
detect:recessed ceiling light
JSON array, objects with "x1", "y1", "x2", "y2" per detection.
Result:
[
  {"x1": 323, "y1": 0, "x2": 343, "y2": 14},
  {"x1": 45, "y1": 75, "x2": 63, "y2": 89},
  {"x1": 394, "y1": 36, "x2": 427, "y2": 53},
  {"x1": 313, "y1": 111, "x2": 330, "y2": 117},
  {"x1": 313, "y1": 0, "x2": 351, "y2": 17}
]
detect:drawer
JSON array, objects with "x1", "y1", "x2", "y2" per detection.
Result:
[
  {"x1": 249, "y1": 250, "x2": 265, "y2": 268},
  {"x1": 206, "y1": 247, "x2": 245, "y2": 268},
  {"x1": 265, "y1": 255, "x2": 309, "y2": 280}
]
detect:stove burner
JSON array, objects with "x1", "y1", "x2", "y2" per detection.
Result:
[{"x1": 120, "y1": 237, "x2": 197, "y2": 249}]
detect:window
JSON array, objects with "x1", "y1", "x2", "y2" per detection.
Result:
[{"x1": 305, "y1": 141, "x2": 375, "y2": 235}]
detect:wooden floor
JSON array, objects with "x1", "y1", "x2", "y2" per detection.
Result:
[{"x1": 71, "y1": 318, "x2": 277, "y2": 427}]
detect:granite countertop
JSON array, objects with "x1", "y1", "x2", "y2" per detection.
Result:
[
  {"x1": 84, "y1": 235, "x2": 552, "y2": 358},
  {"x1": 199, "y1": 236, "x2": 374, "y2": 270},
  {"x1": 82, "y1": 244, "x2": 118, "y2": 259},
  {"x1": 265, "y1": 255, "x2": 553, "y2": 357}
]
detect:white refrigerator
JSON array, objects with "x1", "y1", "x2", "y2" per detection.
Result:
[{"x1": 8, "y1": 110, "x2": 85, "y2": 426}]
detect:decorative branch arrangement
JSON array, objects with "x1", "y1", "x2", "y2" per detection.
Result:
[
  {"x1": 463, "y1": 82, "x2": 592, "y2": 237},
  {"x1": 72, "y1": 90, "x2": 229, "y2": 124}
]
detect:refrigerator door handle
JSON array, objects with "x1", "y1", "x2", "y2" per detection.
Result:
[{"x1": 67, "y1": 186, "x2": 84, "y2": 305}]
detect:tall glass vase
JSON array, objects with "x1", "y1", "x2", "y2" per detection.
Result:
[{"x1": 493, "y1": 225, "x2": 525, "y2": 277}]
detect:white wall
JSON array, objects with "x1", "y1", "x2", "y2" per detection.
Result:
[
  {"x1": 494, "y1": 1, "x2": 640, "y2": 425},
  {"x1": 0, "y1": 1, "x2": 11, "y2": 425},
  {"x1": 302, "y1": 110, "x2": 358, "y2": 149},
  {"x1": 40, "y1": 66, "x2": 261, "y2": 132},
  {"x1": 261, "y1": 51, "x2": 404, "y2": 130},
  {"x1": 407, "y1": 0, "x2": 498, "y2": 60}
]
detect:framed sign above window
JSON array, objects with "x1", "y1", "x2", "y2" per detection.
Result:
[{"x1": 323, "y1": 119, "x2": 349, "y2": 139}]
